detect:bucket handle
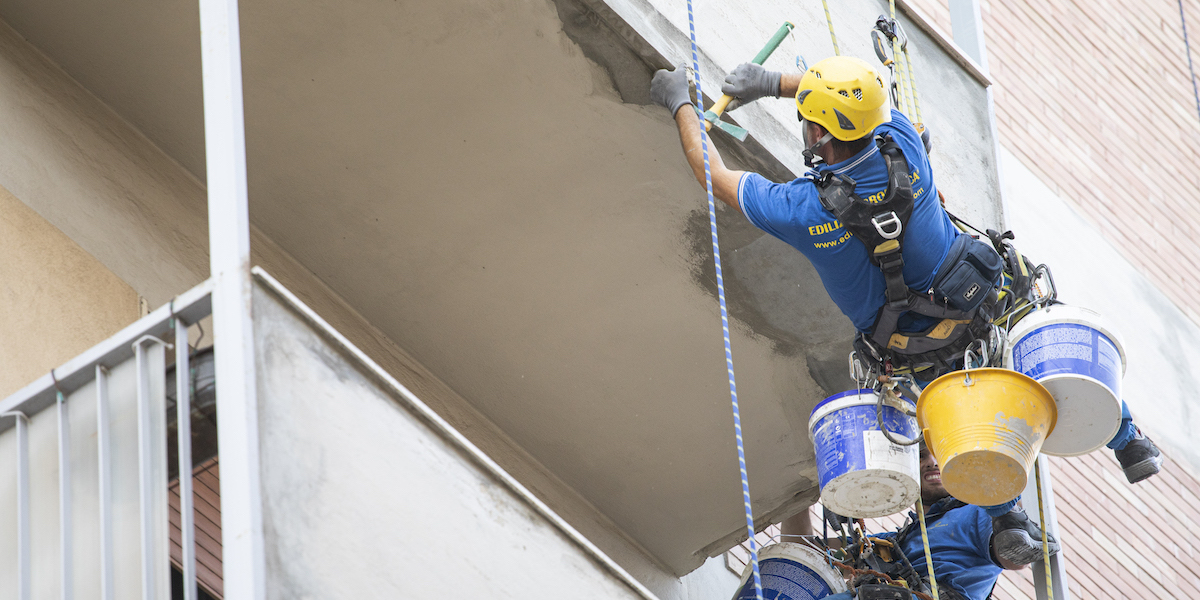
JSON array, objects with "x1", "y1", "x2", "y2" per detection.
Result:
[{"x1": 876, "y1": 387, "x2": 921, "y2": 446}]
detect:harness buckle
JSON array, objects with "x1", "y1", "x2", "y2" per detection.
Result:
[{"x1": 872, "y1": 211, "x2": 903, "y2": 239}]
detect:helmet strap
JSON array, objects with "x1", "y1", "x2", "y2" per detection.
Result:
[{"x1": 803, "y1": 132, "x2": 834, "y2": 168}]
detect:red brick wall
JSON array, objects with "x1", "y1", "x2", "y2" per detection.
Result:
[
  {"x1": 1019, "y1": 451, "x2": 1200, "y2": 599},
  {"x1": 905, "y1": 0, "x2": 1200, "y2": 325}
]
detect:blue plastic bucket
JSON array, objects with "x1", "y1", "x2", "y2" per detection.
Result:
[
  {"x1": 807, "y1": 390, "x2": 919, "y2": 518},
  {"x1": 732, "y1": 543, "x2": 846, "y2": 600},
  {"x1": 1007, "y1": 304, "x2": 1125, "y2": 456}
]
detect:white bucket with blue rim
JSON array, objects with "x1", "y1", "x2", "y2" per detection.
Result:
[
  {"x1": 731, "y1": 542, "x2": 847, "y2": 600},
  {"x1": 1005, "y1": 304, "x2": 1125, "y2": 456},
  {"x1": 807, "y1": 389, "x2": 920, "y2": 519}
]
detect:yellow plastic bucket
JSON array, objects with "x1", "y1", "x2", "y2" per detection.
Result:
[{"x1": 917, "y1": 368, "x2": 1057, "y2": 506}]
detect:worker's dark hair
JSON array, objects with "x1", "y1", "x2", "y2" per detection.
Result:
[{"x1": 831, "y1": 135, "x2": 872, "y2": 156}]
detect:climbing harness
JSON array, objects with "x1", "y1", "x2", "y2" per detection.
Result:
[
  {"x1": 815, "y1": 135, "x2": 1005, "y2": 378},
  {"x1": 683, "y1": 2, "x2": 762, "y2": 599},
  {"x1": 808, "y1": 498, "x2": 964, "y2": 600},
  {"x1": 799, "y1": 10, "x2": 1059, "y2": 600}
]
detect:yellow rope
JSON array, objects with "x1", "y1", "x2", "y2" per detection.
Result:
[
  {"x1": 916, "y1": 498, "x2": 940, "y2": 600},
  {"x1": 902, "y1": 43, "x2": 924, "y2": 125},
  {"x1": 888, "y1": 0, "x2": 914, "y2": 118},
  {"x1": 1035, "y1": 459, "x2": 1054, "y2": 600},
  {"x1": 821, "y1": 0, "x2": 841, "y2": 56}
]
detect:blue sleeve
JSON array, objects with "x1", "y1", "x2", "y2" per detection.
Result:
[{"x1": 737, "y1": 172, "x2": 795, "y2": 242}]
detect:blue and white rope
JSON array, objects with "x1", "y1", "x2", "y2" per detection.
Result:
[{"x1": 683, "y1": 3, "x2": 763, "y2": 599}]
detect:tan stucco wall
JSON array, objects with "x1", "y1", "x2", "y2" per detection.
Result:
[{"x1": 0, "y1": 185, "x2": 137, "y2": 397}]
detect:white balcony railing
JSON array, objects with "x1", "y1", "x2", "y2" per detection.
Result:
[{"x1": 0, "y1": 279, "x2": 214, "y2": 599}]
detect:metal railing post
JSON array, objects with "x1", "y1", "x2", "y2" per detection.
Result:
[
  {"x1": 175, "y1": 321, "x2": 197, "y2": 600},
  {"x1": 96, "y1": 365, "x2": 114, "y2": 600},
  {"x1": 198, "y1": 0, "x2": 264, "y2": 596},
  {"x1": 134, "y1": 336, "x2": 170, "y2": 600},
  {"x1": 4, "y1": 411, "x2": 31, "y2": 600},
  {"x1": 1023, "y1": 455, "x2": 1071, "y2": 600},
  {"x1": 56, "y1": 383, "x2": 73, "y2": 600}
]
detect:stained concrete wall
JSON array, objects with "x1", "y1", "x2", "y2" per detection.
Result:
[{"x1": 253, "y1": 279, "x2": 655, "y2": 600}]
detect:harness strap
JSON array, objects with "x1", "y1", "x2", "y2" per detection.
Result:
[
  {"x1": 871, "y1": 296, "x2": 973, "y2": 351},
  {"x1": 816, "y1": 137, "x2": 915, "y2": 295}
]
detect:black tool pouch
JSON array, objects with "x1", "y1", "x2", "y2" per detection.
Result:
[{"x1": 932, "y1": 235, "x2": 1003, "y2": 312}]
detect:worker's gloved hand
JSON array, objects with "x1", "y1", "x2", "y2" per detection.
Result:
[
  {"x1": 650, "y1": 66, "x2": 694, "y2": 117},
  {"x1": 721, "y1": 62, "x2": 782, "y2": 111}
]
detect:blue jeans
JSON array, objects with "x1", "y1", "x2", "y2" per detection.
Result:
[{"x1": 1106, "y1": 401, "x2": 1136, "y2": 450}]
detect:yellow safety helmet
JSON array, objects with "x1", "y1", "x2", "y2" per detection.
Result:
[{"x1": 795, "y1": 56, "x2": 890, "y2": 141}]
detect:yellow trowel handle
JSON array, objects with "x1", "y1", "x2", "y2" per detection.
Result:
[{"x1": 704, "y1": 96, "x2": 735, "y2": 129}]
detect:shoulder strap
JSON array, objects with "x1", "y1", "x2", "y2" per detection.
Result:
[{"x1": 816, "y1": 135, "x2": 915, "y2": 307}]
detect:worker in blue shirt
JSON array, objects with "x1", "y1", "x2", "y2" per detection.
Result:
[
  {"x1": 714, "y1": 59, "x2": 1162, "y2": 488},
  {"x1": 823, "y1": 442, "x2": 1042, "y2": 600},
  {"x1": 648, "y1": 55, "x2": 1162, "y2": 560}
]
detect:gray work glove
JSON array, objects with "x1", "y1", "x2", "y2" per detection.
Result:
[
  {"x1": 650, "y1": 66, "x2": 694, "y2": 117},
  {"x1": 721, "y1": 62, "x2": 782, "y2": 111}
]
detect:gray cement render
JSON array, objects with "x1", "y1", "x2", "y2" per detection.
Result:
[
  {"x1": 253, "y1": 281, "x2": 652, "y2": 600},
  {"x1": 0, "y1": 0, "x2": 1004, "y2": 579}
]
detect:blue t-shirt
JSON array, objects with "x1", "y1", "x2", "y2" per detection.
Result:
[
  {"x1": 878, "y1": 499, "x2": 1003, "y2": 600},
  {"x1": 737, "y1": 110, "x2": 961, "y2": 332}
]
